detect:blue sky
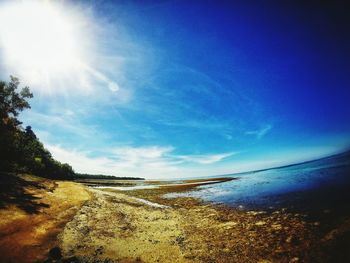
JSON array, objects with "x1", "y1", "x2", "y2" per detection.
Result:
[{"x1": 0, "y1": 0, "x2": 349, "y2": 178}]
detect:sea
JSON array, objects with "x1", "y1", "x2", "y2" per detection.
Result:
[{"x1": 167, "y1": 151, "x2": 350, "y2": 215}]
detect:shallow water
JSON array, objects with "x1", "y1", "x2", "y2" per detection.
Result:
[
  {"x1": 166, "y1": 151, "x2": 350, "y2": 212},
  {"x1": 91, "y1": 180, "x2": 219, "y2": 191}
]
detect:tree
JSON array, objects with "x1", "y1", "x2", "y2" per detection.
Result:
[
  {"x1": 0, "y1": 76, "x2": 75, "y2": 179},
  {"x1": 0, "y1": 76, "x2": 33, "y2": 128},
  {"x1": 0, "y1": 76, "x2": 33, "y2": 171}
]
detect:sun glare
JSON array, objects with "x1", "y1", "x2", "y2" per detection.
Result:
[{"x1": 0, "y1": 1, "x2": 80, "y2": 86}]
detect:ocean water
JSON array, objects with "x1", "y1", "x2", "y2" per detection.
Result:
[{"x1": 166, "y1": 151, "x2": 350, "y2": 212}]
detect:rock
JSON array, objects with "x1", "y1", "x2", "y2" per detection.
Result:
[
  {"x1": 221, "y1": 221, "x2": 238, "y2": 229},
  {"x1": 255, "y1": 221, "x2": 266, "y2": 226},
  {"x1": 49, "y1": 247, "x2": 62, "y2": 260},
  {"x1": 286, "y1": 236, "x2": 299, "y2": 245},
  {"x1": 62, "y1": 256, "x2": 79, "y2": 263},
  {"x1": 247, "y1": 211, "x2": 258, "y2": 215},
  {"x1": 94, "y1": 246, "x2": 104, "y2": 255},
  {"x1": 271, "y1": 224, "x2": 282, "y2": 230},
  {"x1": 286, "y1": 236, "x2": 293, "y2": 243},
  {"x1": 176, "y1": 235, "x2": 185, "y2": 245}
]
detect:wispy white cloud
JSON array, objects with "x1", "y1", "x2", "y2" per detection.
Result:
[
  {"x1": 177, "y1": 152, "x2": 236, "y2": 164},
  {"x1": 46, "y1": 144, "x2": 237, "y2": 178},
  {"x1": 245, "y1": 124, "x2": 273, "y2": 139},
  {"x1": 22, "y1": 111, "x2": 98, "y2": 138},
  {"x1": 46, "y1": 144, "x2": 116, "y2": 175}
]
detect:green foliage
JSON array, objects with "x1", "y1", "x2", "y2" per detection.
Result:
[
  {"x1": 0, "y1": 77, "x2": 74, "y2": 179},
  {"x1": 0, "y1": 76, "x2": 32, "y2": 171},
  {"x1": 0, "y1": 76, "x2": 32, "y2": 127}
]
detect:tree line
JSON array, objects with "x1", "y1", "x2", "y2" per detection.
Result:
[
  {"x1": 0, "y1": 76, "x2": 75, "y2": 179},
  {"x1": 74, "y1": 173, "x2": 144, "y2": 180}
]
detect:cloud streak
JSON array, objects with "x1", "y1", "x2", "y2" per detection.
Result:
[
  {"x1": 246, "y1": 125, "x2": 273, "y2": 139},
  {"x1": 177, "y1": 152, "x2": 236, "y2": 164},
  {"x1": 46, "y1": 144, "x2": 237, "y2": 178}
]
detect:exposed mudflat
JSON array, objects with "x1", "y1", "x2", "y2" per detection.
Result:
[
  {"x1": 58, "y1": 188, "x2": 317, "y2": 262},
  {"x1": 58, "y1": 178, "x2": 350, "y2": 263},
  {"x1": 60, "y1": 189, "x2": 188, "y2": 262},
  {"x1": 1, "y1": 176, "x2": 350, "y2": 262}
]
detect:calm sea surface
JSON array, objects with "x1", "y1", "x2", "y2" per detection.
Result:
[{"x1": 167, "y1": 151, "x2": 350, "y2": 213}]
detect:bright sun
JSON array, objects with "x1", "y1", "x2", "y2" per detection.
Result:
[{"x1": 0, "y1": 1, "x2": 80, "y2": 86}]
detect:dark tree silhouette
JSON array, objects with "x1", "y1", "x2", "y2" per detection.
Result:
[
  {"x1": 0, "y1": 77, "x2": 74, "y2": 179},
  {"x1": 0, "y1": 76, "x2": 33, "y2": 171}
]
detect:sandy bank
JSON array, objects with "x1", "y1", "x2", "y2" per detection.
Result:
[{"x1": 0, "y1": 174, "x2": 91, "y2": 262}]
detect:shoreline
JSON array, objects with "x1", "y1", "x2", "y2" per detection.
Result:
[
  {"x1": 89, "y1": 177, "x2": 235, "y2": 191},
  {"x1": 59, "y1": 178, "x2": 339, "y2": 262},
  {"x1": 1, "y1": 175, "x2": 349, "y2": 262},
  {"x1": 59, "y1": 186, "x2": 320, "y2": 262}
]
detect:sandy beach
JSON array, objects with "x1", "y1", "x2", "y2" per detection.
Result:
[
  {"x1": 0, "y1": 174, "x2": 91, "y2": 262},
  {"x1": 0, "y1": 175, "x2": 349, "y2": 262}
]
